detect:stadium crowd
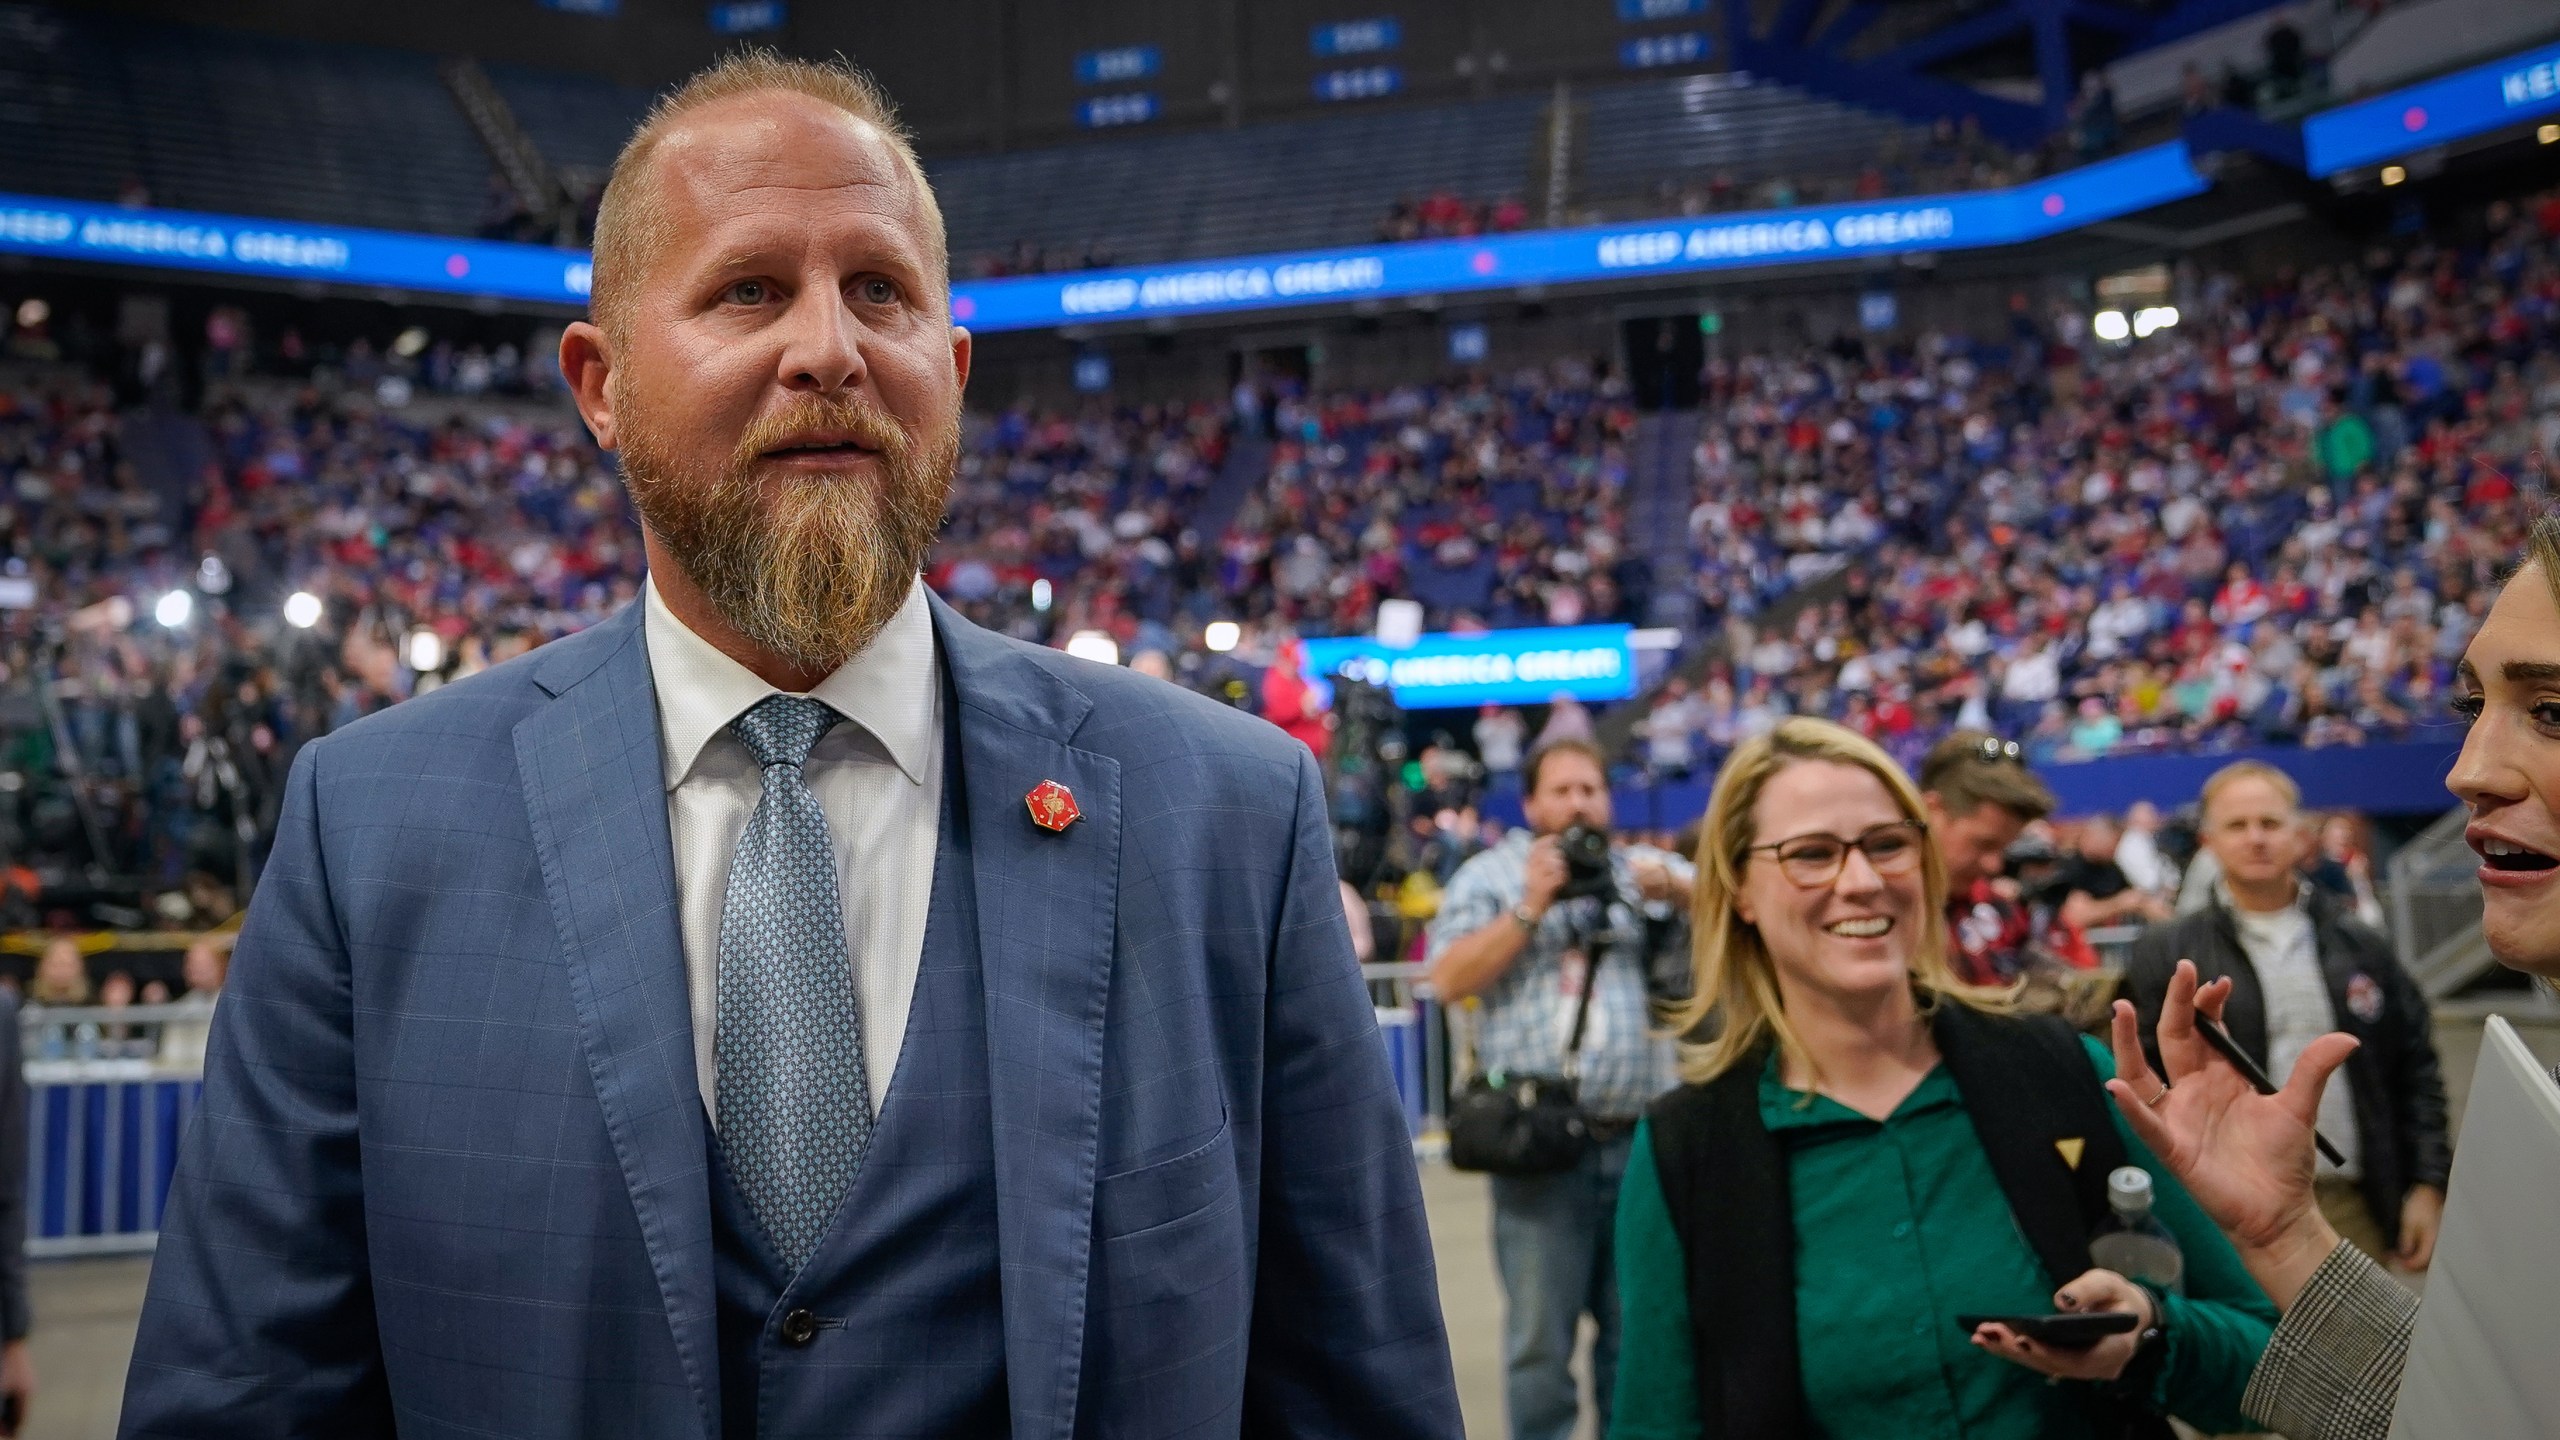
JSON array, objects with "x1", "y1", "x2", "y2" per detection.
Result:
[
  {"x1": 2, "y1": 184, "x2": 2555, "y2": 915},
  {"x1": 1633, "y1": 190, "x2": 2558, "y2": 781}
]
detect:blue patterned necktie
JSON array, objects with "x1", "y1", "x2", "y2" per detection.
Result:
[{"x1": 716, "y1": 694, "x2": 873, "y2": 1273}]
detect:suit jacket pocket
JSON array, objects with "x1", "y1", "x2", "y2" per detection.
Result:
[
  {"x1": 1089, "y1": 1106, "x2": 1247, "y2": 1332},
  {"x1": 1095, "y1": 1106, "x2": 1232, "y2": 1240}
]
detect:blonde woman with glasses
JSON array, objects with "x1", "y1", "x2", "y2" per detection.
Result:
[{"x1": 1609, "y1": 717, "x2": 2277, "y2": 1439}]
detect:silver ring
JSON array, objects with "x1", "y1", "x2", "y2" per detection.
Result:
[{"x1": 2144, "y1": 1081, "x2": 2170, "y2": 1108}]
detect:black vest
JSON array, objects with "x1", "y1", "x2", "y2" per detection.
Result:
[
  {"x1": 706, "y1": 709, "x2": 1008, "y2": 1438},
  {"x1": 1645, "y1": 1004, "x2": 2172, "y2": 1440}
]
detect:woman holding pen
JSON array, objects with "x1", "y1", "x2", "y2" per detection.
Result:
[{"x1": 2106, "y1": 514, "x2": 2560, "y2": 1440}]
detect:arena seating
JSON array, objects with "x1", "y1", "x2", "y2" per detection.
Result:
[
  {"x1": 0, "y1": 3, "x2": 493, "y2": 236},
  {"x1": 4, "y1": 185, "x2": 2555, "y2": 908},
  {"x1": 482, "y1": 60, "x2": 654, "y2": 179},
  {"x1": 1, "y1": 0, "x2": 2013, "y2": 268},
  {"x1": 1573, "y1": 71, "x2": 2011, "y2": 219}
]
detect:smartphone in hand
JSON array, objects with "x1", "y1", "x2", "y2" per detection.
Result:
[{"x1": 1956, "y1": 1311, "x2": 2138, "y2": 1349}]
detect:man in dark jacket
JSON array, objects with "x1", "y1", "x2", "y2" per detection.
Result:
[{"x1": 2124, "y1": 760, "x2": 2450, "y2": 1270}]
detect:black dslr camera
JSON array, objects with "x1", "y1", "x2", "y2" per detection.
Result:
[{"x1": 1555, "y1": 822, "x2": 1618, "y2": 902}]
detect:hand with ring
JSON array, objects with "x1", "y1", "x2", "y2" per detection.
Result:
[{"x1": 2105, "y1": 959, "x2": 2356, "y2": 1309}]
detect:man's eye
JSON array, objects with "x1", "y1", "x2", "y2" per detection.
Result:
[
  {"x1": 724, "y1": 280, "x2": 770, "y2": 305},
  {"x1": 857, "y1": 277, "x2": 898, "y2": 305}
]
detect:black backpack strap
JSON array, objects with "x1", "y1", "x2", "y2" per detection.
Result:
[
  {"x1": 1931, "y1": 1004, "x2": 2127, "y2": 1290},
  {"x1": 1932, "y1": 1004, "x2": 2171, "y2": 1440},
  {"x1": 1646, "y1": 1053, "x2": 1808, "y2": 1440}
]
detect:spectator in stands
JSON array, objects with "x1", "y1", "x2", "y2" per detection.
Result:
[
  {"x1": 1917, "y1": 732, "x2": 2060, "y2": 985},
  {"x1": 1340, "y1": 879, "x2": 1376, "y2": 965},
  {"x1": 178, "y1": 936, "x2": 228, "y2": 1004},
  {"x1": 2068, "y1": 71, "x2": 2120, "y2": 160},
  {"x1": 2262, "y1": 18, "x2": 2308, "y2": 101},
  {"x1": 1426, "y1": 737, "x2": 1685, "y2": 1440},
  {"x1": 0, "y1": 862, "x2": 37, "y2": 933},
  {"x1": 155, "y1": 938, "x2": 228, "y2": 1071},
  {"x1": 1613, "y1": 717, "x2": 2275, "y2": 1437},
  {"x1": 2114, "y1": 799, "x2": 2179, "y2": 897},
  {"x1": 1476, "y1": 704, "x2": 1527, "y2": 779},
  {"x1": 1639, "y1": 680, "x2": 1701, "y2": 780},
  {"x1": 2124, "y1": 761, "x2": 2449, "y2": 1273},
  {"x1": 1536, "y1": 695, "x2": 1595, "y2": 748},
  {"x1": 2305, "y1": 812, "x2": 2386, "y2": 930},
  {"x1": 2179, "y1": 60, "x2": 2214, "y2": 116},
  {"x1": 96, "y1": 969, "x2": 145, "y2": 1057},
  {"x1": 27, "y1": 938, "x2": 90, "y2": 1007},
  {"x1": 2038, "y1": 812, "x2": 2173, "y2": 934},
  {"x1": 1260, "y1": 636, "x2": 1331, "y2": 756}
]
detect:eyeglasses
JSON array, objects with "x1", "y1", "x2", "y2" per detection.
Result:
[
  {"x1": 1745, "y1": 820, "x2": 1931, "y2": 888},
  {"x1": 1975, "y1": 736, "x2": 2023, "y2": 766}
]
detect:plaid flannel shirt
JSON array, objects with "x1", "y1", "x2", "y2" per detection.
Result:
[{"x1": 1426, "y1": 831, "x2": 1679, "y2": 1120}]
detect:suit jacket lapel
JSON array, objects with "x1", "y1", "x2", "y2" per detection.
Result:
[
  {"x1": 514, "y1": 603, "x2": 720, "y2": 1440},
  {"x1": 931, "y1": 594, "x2": 1118, "y2": 1440}
]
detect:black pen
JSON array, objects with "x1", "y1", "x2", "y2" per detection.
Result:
[{"x1": 2191, "y1": 1012, "x2": 2351, "y2": 1169}]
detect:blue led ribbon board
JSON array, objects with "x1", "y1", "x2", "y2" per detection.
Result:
[
  {"x1": 0, "y1": 191, "x2": 592, "y2": 305},
  {"x1": 0, "y1": 143, "x2": 2204, "y2": 330},
  {"x1": 947, "y1": 141, "x2": 2205, "y2": 333},
  {"x1": 2303, "y1": 38, "x2": 2560, "y2": 176},
  {"x1": 1300, "y1": 626, "x2": 1639, "y2": 708}
]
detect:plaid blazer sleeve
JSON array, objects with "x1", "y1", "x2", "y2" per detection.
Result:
[{"x1": 2240, "y1": 1241, "x2": 2419, "y2": 1440}]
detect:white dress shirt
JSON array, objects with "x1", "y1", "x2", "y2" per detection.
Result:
[
  {"x1": 643, "y1": 577, "x2": 943, "y2": 1123},
  {"x1": 2224, "y1": 881, "x2": 2363, "y2": 1178}
]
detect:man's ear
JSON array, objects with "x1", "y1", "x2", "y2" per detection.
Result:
[
  {"x1": 949, "y1": 324, "x2": 973, "y2": 396},
  {"x1": 560, "y1": 321, "x2": 619, "y2": 451}
]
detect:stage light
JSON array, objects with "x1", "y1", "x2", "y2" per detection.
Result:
[
  {"x1": 153, "y1": 590, "x2": 193, "y2": 628},
  {"x1": 2131, "y1": 306, "x2": 2180, "y2": 338},
  {"x1": 1203, "y1": 620, "x2": 1241, "y2": 653},
  {"x1": 392, "y1": 327, "x2": 430, "y2": 358},
  {"x1": 2092, "y1": 310, "x2": 2131, "y2": 342},
  {"x1": 1064, "y1": 630, "x2": 1120, "y2": 665},
  {"x1": 1030, "y1": 578, "x2": 1052, "y2": 613},
  {"x1": 283, "y1": 591, "x2": 324, "y2": 629},
  {"x1": 13, "y1": 298, "x2": 47, "y2": 329},
  {"x1": 2543, "y1": 124, "x2": 2559, "y2": 144},
  {"x1": 406, "y1": 628, "x2": 445, "y2": 673},
  {"x1": 2381, "y1": 165, "x2": 2406, "y2": 186}
]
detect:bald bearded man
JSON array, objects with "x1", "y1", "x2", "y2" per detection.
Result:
[{"x1": 120, "y1": 53, "x2": 1457, "y2": 1440}]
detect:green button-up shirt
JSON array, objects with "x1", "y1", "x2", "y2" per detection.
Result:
[{"x1": 1610, "y1": 1035, "x2": 2275, "y2": 1439}]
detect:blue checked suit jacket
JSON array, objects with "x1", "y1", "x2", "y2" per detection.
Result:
[{"x1": 120, "y1": 595, "x2": 1460, "y2": 1440}]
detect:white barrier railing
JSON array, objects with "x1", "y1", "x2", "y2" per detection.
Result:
[
  {"x1": 1364, "y1": 962, "x2": 1450, "y2": 1157},
  {"x1": 20, "y1": 1003, "x2": 208, "y2": 1258}
]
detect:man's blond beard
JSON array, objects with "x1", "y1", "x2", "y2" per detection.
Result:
[{"x1": 618, "y1": 387, "x2": 957, "y2": 673}]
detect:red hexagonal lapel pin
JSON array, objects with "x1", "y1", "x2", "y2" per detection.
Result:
[{"x1": 1026, "y1": 779, "x2": 1080, "y2": 834}]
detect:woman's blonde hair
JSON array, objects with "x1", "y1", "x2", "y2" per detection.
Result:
[{"x1": 1671, "y1": 716, "x2": 2009, "y2": 1085}]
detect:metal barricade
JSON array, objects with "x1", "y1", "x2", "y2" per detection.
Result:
[
  {"x1": 1364, "y1": 961, "x2": 1450, "y2": 1157},
  {"x1": 20, "y1": 1003, "x2": 208, "y2": 1258}
]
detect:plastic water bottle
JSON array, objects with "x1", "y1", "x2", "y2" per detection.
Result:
[{"x1": 2088, "y1": 1165, "x2": 2185, "y2": 1294}]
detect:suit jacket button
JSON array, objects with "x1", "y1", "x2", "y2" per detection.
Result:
[{"x1": 779, "y1": 1308, "x2": 818, "y2": 1347}]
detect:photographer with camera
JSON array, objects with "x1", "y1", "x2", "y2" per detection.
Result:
[{"x1": 1426, "y1": 738, "x2": 1687, "y2": 1440}]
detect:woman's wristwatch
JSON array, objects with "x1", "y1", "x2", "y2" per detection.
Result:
[
  {"x1": 2109, "y1": 1282, "x2": 2172, "y2": 1398},
  {"x1": 1509, "y1": 903, "x2": 1543, "y2": 932}
]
